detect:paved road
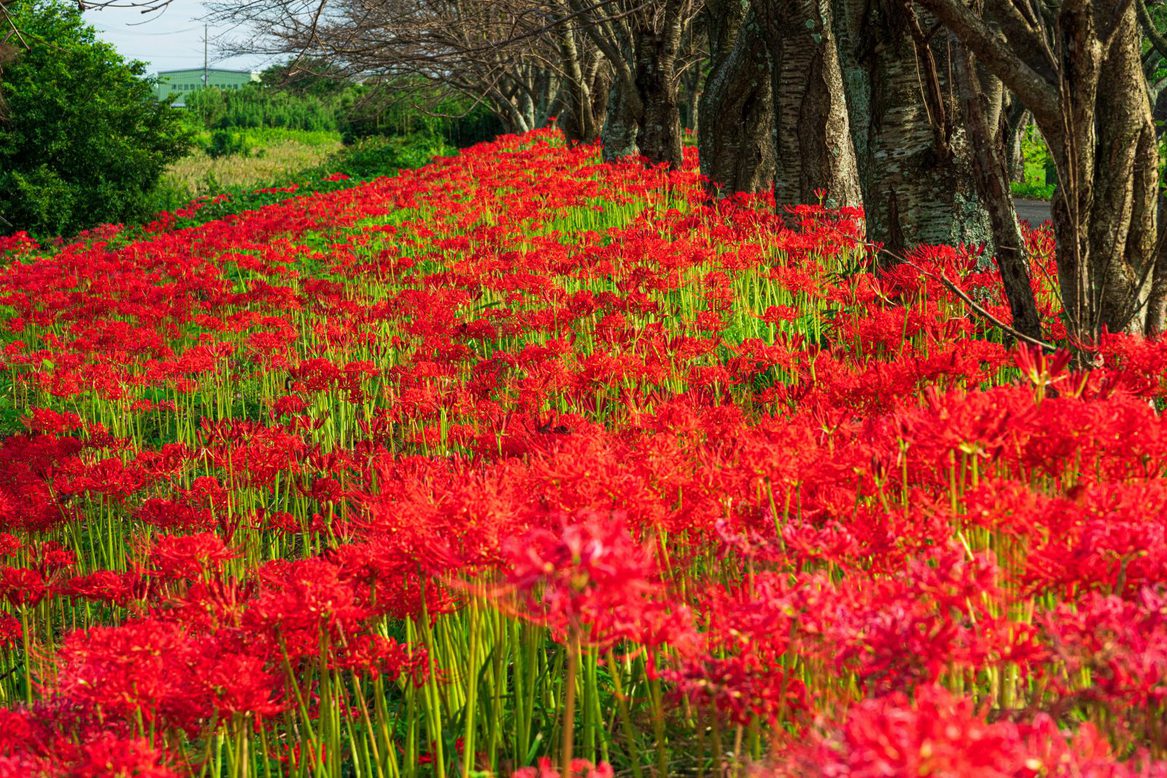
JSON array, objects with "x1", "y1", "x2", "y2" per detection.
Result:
[{"x1": 1015, "y1": 198, "x2": 1052, "y2": 226}]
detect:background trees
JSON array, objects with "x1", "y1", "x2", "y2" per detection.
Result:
[
  {"x1": 0, "y1": 0, "x2": 190, "y2": 237},
  {"x1": 5, "y1": 0, "x2": 1167, "y2": 349},
  {"x1": 916, "y1": 0, "x2": 1162, "y2": 345}
]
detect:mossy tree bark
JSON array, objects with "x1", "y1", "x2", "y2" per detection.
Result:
[
  {"x1": 837, "y1": 0, "x2": 992, "y2": 261},
  {"x1": 754, "y1": 0, "x2": 861, "y2": 209},
  {"x1": 697, "y1": 1, "x2": 775, "y2": 194},
  {"x1": 569, "y1": 0, "x2": 696, "y2": 169}
]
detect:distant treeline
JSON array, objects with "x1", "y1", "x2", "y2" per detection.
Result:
[{"x1": 184, "y1": 70, "x2": 504, "y2": 148}]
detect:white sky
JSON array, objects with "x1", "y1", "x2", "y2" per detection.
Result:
[{"x1": 82, "y1": 0, "x2": 272, "y2": 75}]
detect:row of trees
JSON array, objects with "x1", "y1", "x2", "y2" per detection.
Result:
[{"x1": 209, "y1": 0, "x2": 1167, "y2": 351}]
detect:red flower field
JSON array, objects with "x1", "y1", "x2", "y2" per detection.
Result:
[{"x1": 2, "y1": 130, "x2": 1167, "y2": 776}]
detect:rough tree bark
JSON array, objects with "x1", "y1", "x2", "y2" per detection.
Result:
[
  {"x1": 633, "y1": 14, "x2": 685, "y2": 168},
  {"x1": 754, "y1": 0, "x2": 861, "y2": 208},
  {"x1": 601, "y1": 77, "x2": 641, "y2": 161},
  {"x1": 555, "y1": 21, "x2": 603, "y2": 144},
  {"x1": 569, "y1": 0, "x2": 695, "y2": 169},
  {"x1": 697, "y1": 1, "x2": 775, "y2": 194},
  {"x1": 1003, "y1": 101, "x2": 1029, "y2": 184},
  {"x1": 917, "y1": 0, "x2": 1162, "y2": 341},
  {"x1": 837, "y1": 0, "x2": 993, "y2": 261}
]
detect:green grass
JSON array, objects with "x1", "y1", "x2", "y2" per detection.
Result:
[{"x1": 162, "y1": 129, "x2": 344, "y2": 197}]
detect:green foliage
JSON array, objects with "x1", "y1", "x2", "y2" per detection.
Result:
[
  {"x1": 132, "y1": 132, "x2": 451, "y2": 238},
  {"x1": 1011, "y1": 181, "x2": 1057, "y2": 200},
  {"x1": 182, "y1": 67, "x2": 503, "y2": 158},
  {"x1": 205, "y1": 129, "x2": 251, "y2": 159},
  {"x1": 240, "y1": 127, "x2": 341, "y2": 148},
  {"x1": 338, "y1": 83, "x2": 503, "y2": 148},
  {"x1": 0, "y1": 0, "x2": 191, "y2": 237},
  {"x1": 322, "y1": 133, "x2": 454, "y2": 179},
  {"x1": 260, "y1": 58, "x2": 351, "y2": 98},
  {"x1": 1017, "y1": 122, "x2": 1056, "y2": 200},
  {"x1": 186, "y1": 84, "x2": 340, "y2": 133}
]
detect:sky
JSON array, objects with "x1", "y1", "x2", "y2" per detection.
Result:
[{"x1": 82, "y1": 0, "x2": 273, "y2": 76}]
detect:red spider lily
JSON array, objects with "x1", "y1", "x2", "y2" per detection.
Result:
[
  {"x1": 55, "y1": 619, "x2": 210, "y2": 734},
  {"x1": 69, "y1": 732, "x2": 181, "y2": 778},
  {"x1": 512, "y1": 758, "x2": 614, "y2": 778},
  {"x1": 0, "y1": 614, "x2": 21, "y2": 649},
  {"x1": 146, "y1": 533, "x2": 236, "y2": 582},
  {"x1": 502, "y1": 512, "x2": 663, "y2": 644},
  {"x1": 59, "y1": 570, "x2": 140, "y2": 606},
  {"x1": 0, "y1": 566, "x2": 47, "y2": 607},
  {"x1": 1, "y1": 127, "x2": 1167, "y2": 776},
  {"x1": 245, "y1": 558, "x2": 374, "y2": 662}
]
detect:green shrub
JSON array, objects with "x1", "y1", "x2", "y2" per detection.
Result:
[
  {"x1": 323, "y1": 133, "x2": 453, "y2": 179},
  {"x1": 1020, "y1": 124, "x2": 1056, "y2": 189},
  {"x1": 206, "y1": 130, "x2": 251, "y2": 159},
  {"x1": 1011, "y1": 181, "x2": 1057, "y2": 201},
  {"x1": 0, "y1": 0, "x2": 191, "y2": 238},
  {"x1": 338, "y1": 85, "x2": 503, "y2": 148},
  {"x1": 186, "y1": 84, "x2": 342, "y2": 133}
]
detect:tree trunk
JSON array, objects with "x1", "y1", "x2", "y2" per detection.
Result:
[
  {"x1": 589, "y1": 63, "x2": 613, "y2": 137},
  {"x1": 631, "y1": 17, "x2": 684, "y2": 168},
  {"x1": 915, "y1": 0, "x2": 1163, "y2": 344},
  {"x1": 1003, "y1": 101, "x2": 1029, "y2": 184},
  {"x1": 1089, "y1": 8, "x2": 1157, "y2": 334},
  {"x1": 1147, "y1": 193, "x2": 1167, "y2": 334},
  {"x1": 680, "y1": 53, "x2": 703, "y2": 131},
  {"x1": 954, "y1": 45, "x2": 1042, "y2": 340},
  {"x1": 755, "y1": 0, "x2": 861, "y2": 208},
  {"x1": 1043, "y1": 5, "x2": 1157, "y2": 338},
  {"x1": 602, "y1": 78, "x2": 640, "y2": 162},
  {"x1": 556, "y1": 25, "x2": 601, "y2": 144},
  {"x1": 698, "y1": 3, "x2": 775, "y2": 194},
  {"x1": 831, "y1": 0, "x2": 872, "y2": 199},
  {"x1": 837, "y1": 0, "x2": 992, "y2": 261},
  {"x1": 581, "y1": 0, "x2": 688, "y2": 168}
]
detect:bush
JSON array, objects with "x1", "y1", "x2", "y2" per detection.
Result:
[
  {"x1": 186, "y1": 84, "x2": 342, "y2": 133},
  {"x1": 338, "y1": 84, "x2": 503, "y2": 148},
  {"x1": 1020, "y1": 123, "x2": 1055, "y2": 190},
  {"x1": 0, "y1": 0, "x2": 191, "y2": 238},
  {"x1": 323, "y1": 134, "x2": 453, "y2": 179},
  {"x1": 205, "y1": 130, "x2": 251, "y2": 159},
  {"x1": 1011, "y1": 181, "x2": 1057, "y2": 201}
]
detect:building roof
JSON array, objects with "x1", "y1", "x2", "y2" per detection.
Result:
[{"x1": 155, "y1": 68, "x2": 258, "y2": 77}]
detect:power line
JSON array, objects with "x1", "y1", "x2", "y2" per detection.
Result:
[{"x1": 87, "y1": 24, "x2": 203, "y2": 36}]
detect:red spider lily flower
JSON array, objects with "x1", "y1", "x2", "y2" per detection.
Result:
[
  {"x1": 0, "y1": 613, "x2": 21, "y2": 649},
  {"x1": 24, "y1": 407, "x2": 84, "y2": 435},
  {"x1": 512, "y1": 757, "x2": 614, "y2": 778},
  {"x1": 55, "y1": 618, "x2": 210, "y2": 734},
  {"x1": 502, "y1": 511, "x2": 664, "y2": 645},
  {"x1": 246, "y1": 557, "x2": 374, "y2": 662},
  {"x1": 70, "y1": 732, "x2": 181, "y2": 778},
  {"x1": 59, "y1": 570, "x2": 140, "y2": 607},
  {"x1": 0, "y1": 566, "x2": 47, "y2": 607},
  {"x1": 146, "y1": 533, "x2": 236, "y2": 582},
  {"x1": 668, "y1": 653, "x2": 807, "y2": 727},
  {"x1": 769, "y1": 684, "x2": 1164, "y2": 777}
]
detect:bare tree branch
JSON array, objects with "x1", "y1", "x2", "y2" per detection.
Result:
[{"x1": 913, "y1": 0, "x2": 1061, "y2": 126}]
